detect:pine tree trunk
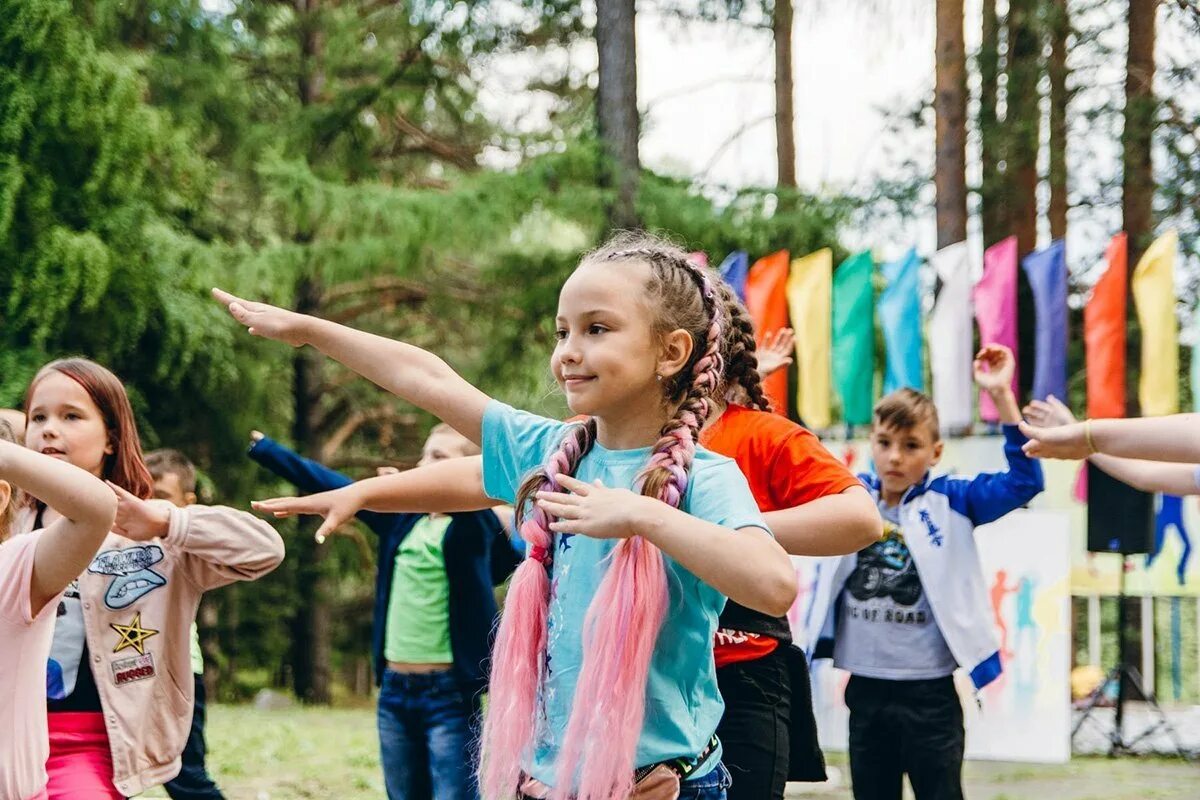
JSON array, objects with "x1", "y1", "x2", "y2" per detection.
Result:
[
  {"x1": 292, "y1": 0, "x2": 333, "y2": 705},
  {"x1": 1123, "y1": 0, "x2": 1157, "y2": 263},
  {"x1": 1006, "y1": 0, "x2": 1040, "y2": 257},
  {"x1": 935, "y1": 0, "x2": 968, "y2": 247},
  {"x1": 1123, "y1": 0, "x2": 1158, "y2": 417},
  {"x1": 1047, "y1": 0, "x2": 1070, "y2": 241},
  {"x1": 979, "y1": 0, "x2": 1004, "y2": 247},
  {"x1": 595, "y1": 0, "x2": 641, "y2": 229},
  {"x1": 774, "y1": 0, "x2": 797, "y2": 188}
]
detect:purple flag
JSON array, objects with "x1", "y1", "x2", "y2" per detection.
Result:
[
  {"x1": 1022, "y1": 240, "x2": 1068, "y2": 402},
  {"x1": 719, "y1": 251, "x2": 749, "y2": 303},
  {"x1": 973, "y1": 236, "x2": 1019, "y2": 422}
]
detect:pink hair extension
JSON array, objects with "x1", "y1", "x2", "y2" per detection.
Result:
[
  {"x1": 479, "y1": 421, "x2": 596, "y2": 800},
  {"x1": 549, "y1": 256, "x2": 727, "y2": 800}
]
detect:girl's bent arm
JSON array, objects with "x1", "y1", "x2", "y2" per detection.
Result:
[
  {"x1": 0, "y1": 441, "x2": 117, "y2": 612},
  {"x1": 764, "y1": 485, "x2": 882, "y2": 556}
]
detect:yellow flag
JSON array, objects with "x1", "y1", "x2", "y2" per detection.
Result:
[
  {"x1": 1132, "y1": 230, "x2": 1179, "y2": 416},
  {"x1": 787, "y1": 249, "x2": 833, "y2": 428}
]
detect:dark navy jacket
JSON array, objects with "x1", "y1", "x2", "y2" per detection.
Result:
[{"x1": 248, "y1": 437, "x2": 523, "y2": 694}]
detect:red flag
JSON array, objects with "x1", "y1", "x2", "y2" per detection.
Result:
[
  {"x1": 744, "y1": 250, "x2": 791, "y2": 414},
  {"x1": 1085, "y1": 234, "x2": 1127, "y2": 419}
]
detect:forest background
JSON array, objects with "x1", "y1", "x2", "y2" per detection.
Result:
[{"x1": 1, "y1": 0, "x2": 1197, "y2": 703}]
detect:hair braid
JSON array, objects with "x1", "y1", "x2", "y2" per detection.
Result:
[
  {"x1": 715, "y1": 281, "x2": 773, "y2": 412},
  {"x1": 479, "y1": 420, "x2": 597, "y2": 800}
]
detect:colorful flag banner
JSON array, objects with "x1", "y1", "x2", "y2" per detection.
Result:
[
  {"x1": 832, "y1": 251, "x2": 875, "y2": 425},
  {"x1": 788, "y1": 249, "x2": 833, "y2": 428},
  {"x1": 1084, "y1": 233, "x2": 1127, "y2": 419},
  {"x1": 974, "y1": 236, "x2": 1020, "y2": 422},
  {"x1": 744, "y1": 250, "x2": 791, "y2": 414},
  {"x1": 1132, "y1": 230, "x2": 1179, "y2": 416},
  {"x1": 878, "y1": 248, "x2": 924, "y2": 394},
  {"x1": 929, "y1": 242, "x2": 974, "y2": 431},
  {"x1": 1022, "y1": 240, "x2": 1069, "y2": 402},
  {"x1": 719, "y1": 251, "x2": 750, "y2": 305}
]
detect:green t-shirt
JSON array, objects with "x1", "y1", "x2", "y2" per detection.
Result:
[{"x1": 384, "y1": 515, "x2": 454, "y2": 664}]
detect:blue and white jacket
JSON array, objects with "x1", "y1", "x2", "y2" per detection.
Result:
[{"x1": 807, "y1": 425, "x2": 1044, "y2": 689}]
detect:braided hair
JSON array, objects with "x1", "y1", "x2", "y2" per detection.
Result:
[
  {"x1": 713, "y1": 280, "x2": 772, "y2": 412},
  {"x1": 479, "y1": 233, "x2": 726, "y2": 800}
]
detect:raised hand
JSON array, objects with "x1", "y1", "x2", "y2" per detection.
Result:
[
  {"x1": 973, "y1": 344, "x2": 1016, "y2": 393},
  {"x1": 252, "y1": 486, "x2": 363, "y2": 544},
  {"x1": 756, "y1": 328, "x2": 795, "y2": 379},
  {"x1": 535, "y1": 474, "x2": 653, "y2": 540},
  {"x1": 1022, "y1": 395, "x2": 1076, "y2": 429},
  {"x1": 108, "y1": 481, "x2": 171, "y2": 541},
  {"x1": 212, "y1": 288, "x2": 310, "y2": 347}
]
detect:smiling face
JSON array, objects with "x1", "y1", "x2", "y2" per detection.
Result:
[
  {"x1": 552, "y1": 259, "x2": 666, "y2": 420},
  {"x1": 25, "y1": 371, "x2": 113, "y2": 479}
]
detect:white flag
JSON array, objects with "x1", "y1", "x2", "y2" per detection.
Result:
[{"x1": 929, "y1": 242, "x2": 974, "y2": 431}]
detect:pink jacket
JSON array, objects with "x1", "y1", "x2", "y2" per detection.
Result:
[{"x1": 24, "y1": 503, "x2": 284, "y2": 796}]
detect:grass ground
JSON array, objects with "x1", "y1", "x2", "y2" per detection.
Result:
[{"x1": 138, "y1": 704, "x2": 1199, "y2": 799}]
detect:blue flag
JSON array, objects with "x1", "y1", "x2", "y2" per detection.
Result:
[
  {"x1": 878, "y1": 248, "x2": 924, "y2": 394},
  {"x1": 1022, "y1": 240, "x2": 1068, "y2": 402},
  {"x1": 718, "y1": 251, "x2": 749, "y2": 304}
]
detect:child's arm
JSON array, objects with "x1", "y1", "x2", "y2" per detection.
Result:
[
  {"x1": 247, "y1": 432, "x2": 401, "y2": 536},
  {"x1": 0, "y1": 441, "x2": 117, "y2": 612},
  {"x1": 1024, "y1": 397, "x2": 1200, "y2": 495},
  {"x1": 252, "y1": 455, "x2": 501, "y2": 543},
  {"x1": 107, "y1": 483, "x2": 285, "y2": 590},
  {"x1": 1021, "y1": 413, "x2": 1200, "y2": 463},
  {"x1": 213, "y1": 289, "x2": 492, "y2": 443},
  {"x1": 764, "y1": 485, "x2": 882, "y2": 556},
  {"x1": 952, "y1": 345, "x2": 1044, "y2": 524},
  {"x1": 537, "y1": 475, "x2": 797, "y2": 616}
]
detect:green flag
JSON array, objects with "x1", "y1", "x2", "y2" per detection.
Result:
[{"x1": 833, "y1": 251, "x2": 875, "y2": 425}]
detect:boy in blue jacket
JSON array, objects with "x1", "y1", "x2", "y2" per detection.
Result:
[
  {"x1": 248, "y1": 425, "x2": 521, "y2": 800},
  {"x1": 811, "y1": 345, "x2": 1043, "y2": 800}
]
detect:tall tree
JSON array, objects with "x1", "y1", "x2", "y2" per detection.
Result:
[
  {"x1": 1005, "y1": 0, "x2": 1041, "y2": 256},
  {"x1": 595, "y1": 0, "x2": 641, "y2": 228},
  {"x1": 773, "y1": 0, "x2": 797, "y2": 187},
  {"x1": 1047, "y1": 0, "x2": 1070, "y2": 240},
  {"x1": 978, "y1": 0, "x2": 1006, "y2": 247},
  {"x1": 934, "y1": 0, "x2": 968, "y2": 247},
  {"x1": 1123, "y1": 0, "x2": 1158, "y2": 263}
]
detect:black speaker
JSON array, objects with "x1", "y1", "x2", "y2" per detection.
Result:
[{"x1": 1086, "y1": 462, "x2": 1155, "y2": 554}]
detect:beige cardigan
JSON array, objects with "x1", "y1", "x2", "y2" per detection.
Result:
[{"x1": 23, "y1": 503, "x2": 284, "y2": 796}]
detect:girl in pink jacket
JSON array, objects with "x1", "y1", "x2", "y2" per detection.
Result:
[
  {"x1": 19, "y1": 359, "x2": 286, "y2": 799},
  {"x1": 0, "y1": 420, "x2": 117, "y2": 800}
]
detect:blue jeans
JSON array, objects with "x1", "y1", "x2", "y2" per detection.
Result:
[
  {"x1": 377, "y1": 669, "x2": 480, "y2": 800},
  {"x1": 679, "y1": 762, "x2": 732, "y2": 800}
]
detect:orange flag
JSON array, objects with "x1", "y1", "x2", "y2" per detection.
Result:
[
  {"x1": 1084, "y1": 234, "x2": 1127, "y2": 420},
  {"x1": 744, "y1": 250, "x2": 791, "y2": 414}
]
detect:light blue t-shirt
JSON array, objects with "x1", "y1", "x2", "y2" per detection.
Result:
[{"x1": 481, "y1": 401, "x2": 770, "y2": 785}]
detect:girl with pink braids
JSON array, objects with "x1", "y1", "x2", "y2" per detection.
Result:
[{"x1": 215, "y1": 233, "x2": 796, "y2": 800}]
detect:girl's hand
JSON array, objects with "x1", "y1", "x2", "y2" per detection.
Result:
[
  {"x1": 1018, "y1": 420, "x2": 1091, "y2": 460},
  {"x1": 757, "y1": 328, "x2": 795, "y2": 379},
  {"x1": 536, "y1": 474, "x2": 652, "y2": 540},
  {"x1": 212, "y1": 288, "x2": 310, "y2": 347},
  {"x1": 252, "y1": 487, "x2": 362, "y2": 544},
  {"x1": 1022, "y1": 395, "x2": 1076, "y2": 428},
  {"x1": 108, "y1": 482, "x2": 171, "y2": 541},
  {"x1": 973, "y1": 344, "x2": 1016, "y2": 393}
]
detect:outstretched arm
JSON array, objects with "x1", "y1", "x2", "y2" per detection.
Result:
[
  {"x1": 1021, "y1": 412, "x2": 1200, "y2": 464},
  {"x1": 0, "y1": 441, "x2": 117, "y2": 612},
  {"x1": 252, "y1": 455, "x2": 501, "y2": 543},
  {"x1": 764, "y1": 485, "x2": 882, "y2": 556},
  {"x1": 1023, "y1": 397, "x2": 1200, "y2": 495},
  {"x1": 213, "y1": 289, "x2": 492, "y2": 442}
]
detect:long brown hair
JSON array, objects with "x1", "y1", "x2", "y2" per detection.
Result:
[{"x1": 25, "y1": 359, "x2": 154, "y2": 500}]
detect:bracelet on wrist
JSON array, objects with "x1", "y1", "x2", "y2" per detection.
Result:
[{"x1": 1084, "y1": 419, "x2": 1098, "y2": 455}]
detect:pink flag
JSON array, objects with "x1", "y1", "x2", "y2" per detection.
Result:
[{"x1": 973, "y1": 236, "x2": 1019, "y2": 422}]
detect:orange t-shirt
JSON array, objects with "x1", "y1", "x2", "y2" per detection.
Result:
[{"x1": 701, "y1": 403, "x2": 862, "y2": 665}]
